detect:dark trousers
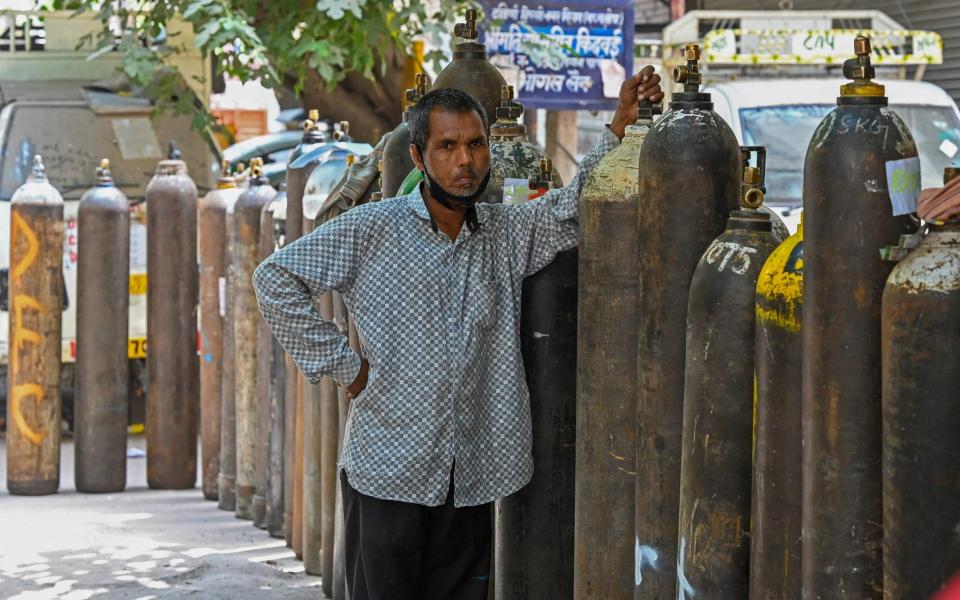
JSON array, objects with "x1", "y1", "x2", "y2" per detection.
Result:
[{"x1": 340, "y1": 470, "x2": 491, "y2": 600}]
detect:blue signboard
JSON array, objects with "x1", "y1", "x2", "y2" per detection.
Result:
[{"x1": 480, "y1": 0, "x2": 634, "y2": 111}]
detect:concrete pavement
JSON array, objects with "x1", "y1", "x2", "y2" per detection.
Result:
[{"x1": 0, "y1": 435, "x2": 323, "y2": 599}]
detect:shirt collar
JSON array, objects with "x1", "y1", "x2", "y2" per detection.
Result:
[{"x1": 407, "y1": 183, "x2": 490, "y2": 225}]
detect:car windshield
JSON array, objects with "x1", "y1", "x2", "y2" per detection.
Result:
[{"x1": 740, "y1": 104, "x2": 960, "y2": 206}]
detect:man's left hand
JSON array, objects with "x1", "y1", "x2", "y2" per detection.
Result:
[{"x1": 610, "y1": 65, "x2": 664, "y2": 140}]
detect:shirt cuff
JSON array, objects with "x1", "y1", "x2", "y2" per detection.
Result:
[
  {"x1": 603, "y1": 124, "x2": 623, "y2": 145},
  {"x1": 331, "y1": 346, "x2": 363, "y2": 388}
]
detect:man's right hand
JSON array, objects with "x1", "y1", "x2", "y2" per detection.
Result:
[{"x1": 347, "y1": 359, "x2": 369, "y2": 399}]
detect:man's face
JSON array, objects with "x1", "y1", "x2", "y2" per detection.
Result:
[{"x1": 411, "y1": 108, "x2": 491, "y2": 198}]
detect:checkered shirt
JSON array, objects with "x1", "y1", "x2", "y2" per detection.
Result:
[{"x1": 253, "y1": 128, "x2": 620, "y2": 507}]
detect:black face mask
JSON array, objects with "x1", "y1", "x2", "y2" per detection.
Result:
[{"x1": 416, "y1": 145, "x2": 491, "y2": 232}]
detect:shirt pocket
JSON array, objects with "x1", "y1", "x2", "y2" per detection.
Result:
[{"x1": 472, "y1": 279, "x2": 498, "y2": 329}]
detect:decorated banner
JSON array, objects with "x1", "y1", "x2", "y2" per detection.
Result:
[
  {"x1": 702, "y1": 28, "x2": 943, "y2": 66},
  {"x1": 480, "y1": 0, "x2": 634, "y2": 110}
]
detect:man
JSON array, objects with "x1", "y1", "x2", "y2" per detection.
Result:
[{"x1": 253, "y1": 66, "x2": 663, "y2": 600}]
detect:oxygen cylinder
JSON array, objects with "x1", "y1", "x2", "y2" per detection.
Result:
[
  {"x1": 300, "y1": 147, "x2": 349, "y2": 577},
  {"x1": 254, "y1": 188, "x2": 277, "y2": 530},
  {"x1": 677, "y1": 147, "x2": 779, "y2": 598},
  {"x1": 881, "y1": 167, "x2": 960, "y2": 599},
  {"x1": 494, "y1": 154, "x2": 573, "y2": 600},
  {"x1": 432, "y1": 8, "x2": 507, "y2": 126},
  {"x1": 485, "y1": 85, "x2": 563, "y2": 205},
  {"x1": 635, "y1": 45, "x2": 741, "y2": 598},
  {"x1": 75, "y1": 159, "x2": 130, "y2": 494},
  {"x1": 146, "y1": 143, "x2": 200, "y2": 490},
  {"x1": 575, "y1": 100, "x2": 659, "y2": 599},
  {"x1": 6, "y1": 155, "x2": 64, "y2": 496},
  {"x1": 802, "y1": 36, "x2": 916, "y2": 598},
  {"x1": 283, "y1": 115, "x2": 325, "y2": 547},
  {"x1": 381, "y1": 73, "x2": 428, "y2": 199},
  {"x1": 266, "y1": 183, "x2": 287, "y2": 538},
  {"x1": 219, "y1": 163, "x2": 244, "y2": 511},
  {"x1": 750, "y1": 214, "x2": 804, "y2": 600},
  {"x1": 200, "y1": 161, "x2": 241, "y2": 502},
  {"x1": 233, "y1": 158, "x2": 277, "y2": 519}
]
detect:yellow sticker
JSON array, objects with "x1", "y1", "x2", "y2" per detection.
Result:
[
  {"x1": 129, "y1": 273, "x2": 147, "y2": 296},
  {"x1": 128, "y1": 337, "x2": 147, "y2": 359}
]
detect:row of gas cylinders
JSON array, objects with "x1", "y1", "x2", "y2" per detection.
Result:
[
  {"x1": 3, "y1": 10, "x2": 567, "y2": 600},
  {"x1": 574, "y1": 38, "x2": 960, "y2": 600},
  {"x1": 6, "y1": 11, "x2": 958, "y2": 600}
]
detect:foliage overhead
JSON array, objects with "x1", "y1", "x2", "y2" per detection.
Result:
[{"x1": 49, "y1": 0, "x2": 477, "y2": 129}]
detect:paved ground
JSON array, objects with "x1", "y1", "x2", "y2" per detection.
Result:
[{"x1": 0, "y1": 435, "x2": 323, "y2": 599}]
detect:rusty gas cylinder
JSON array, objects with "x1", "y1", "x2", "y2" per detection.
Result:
[
  {"x1": 575, "y1": 100, "x2": 659, "y2": 599},
  {"x1": 285, "y1": 117, "x2": 332, "y2": 543},
  {"x1": 381, "y1": 73, "x2": 428, "y2": 199},
  {"x1": 218, "y1": 163, "x2": 244, "y2": 511},
  {"x1": 75, "y1": 159, "x2": 130, "y2": 494},
  {"x1": 432, "y1": 8, "x2": 506, "y2": 127},
  {"x1": 677, "y1": 147, "x2": 779, "y2": 598},
  {"x1": 146, "y1": 145, "x2": 200, "y2": 490},
  {"x1": 6, "y1": 155, "x2": 64, "y2": 496},
  {"x1": 200, "y1": 161, "x2": 241, "y2": 501},
  {"x1": 265, "y1": 184, "x2": 287, "y2": 538},
  {"x1": 635, "y1": 45, "x2": 741, "y2": 598},
  {"x1": 802, "y1": 37, "x2": 917, "y2": 598},
  {"x1": 881, "y1": 167, "x2": 960, "y2": 599},
  {"x1": 253, "y1": 185, "x2": 277, "y2": 530},
  {"x1": 750, "y1": 213, "x2": 804, "y2": 600},
  {"x1": 233, "y1": 158, "x2": 277, "y2": 519}
]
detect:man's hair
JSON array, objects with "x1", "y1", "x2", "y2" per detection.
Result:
[{"x1": 407, "y1": 88, "x2": 488, "y2": 151}]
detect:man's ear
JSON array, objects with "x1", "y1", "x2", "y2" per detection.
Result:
[{"x1": 409, "y1": 143, "x2": 424, "y2": 173}]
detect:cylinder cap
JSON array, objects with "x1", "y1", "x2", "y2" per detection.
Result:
[
  {"x1": 96, "y1": 158, "x2": 114, "y2": 186},
  {"x1": 840, "y1": 36, "x2": 885, "y2": 98}
]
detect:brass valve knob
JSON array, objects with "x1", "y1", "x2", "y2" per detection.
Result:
[
  {"x1": 673, "y1": 44, "x2": 702, "y2": 92},
  {"x1": 496, "y1": 84, "x2": 523, "y2": 122},
  {"x1": 841, "y1": 36, "x2": 884, "y2": 98},
  {"x1": 308, "y1": 109, "x2": 320, "y2": 122},
  {"x1": 454, "y1": 8, "x2": 479, "y2": 40}
]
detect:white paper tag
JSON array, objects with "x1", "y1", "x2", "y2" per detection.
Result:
[
  {"x1": 939, "y1": 138, "x2": 958, "y2": 158},
  {"x1": 502, "y1": 177, "x2": 531, "y2": 205},
  {"x1": 885, "y1": 157, "x2": 921, "y2": 216},
  {"x1": 600, "y1": 59, "x2": 625, "y2": 98},
  {"x1": 218, "y1": 277, "x2": 227, "y2": 317}
]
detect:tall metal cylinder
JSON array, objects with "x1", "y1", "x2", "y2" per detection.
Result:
[
  {"x1": 635, "y1": 45, "x2": 741, "y2": 598},
  {"x1": 575, "y1": 103, "x2": 656, "y2": 599},
  {"x1": 75, "y1": 159, "x2": 130, "y2": 494},
  {"x1": 200, "y1": 163, "x2": 241, "y2": 502},
  {"x1": 432, "y1": 8, "x2": 507, "y2": 129},
  {"x1": 330, "y1": 291, "x2": 350, "y2": 600},
  {"x1": 882, "y1": 169, "x2": 960, "y2": 598},
  {"x1": 218, "y1": 170, "x2": 243, "y2": 511},
  {"x1": 266, "y1": 184, "x2": 287, "y2": 538},
  {"x1": 233, "y1": 158, "x2": 277, "y2": 519},
  {"x1": 750, "y1": 216, "x2": 804, "y2": 600},
  {"x1": 285, "y1": 117, "x2": 328, "y2": 547},
  {"x1": 677, "y1": 149, "x2": 779, "y2": 598},
  {"x1": 6, "y1": 155, "x2": 64, "y2": 496},
  {"x1": 802, "y1": 37, "x2": 916, "y2": 598},
  {"x1": 146, "y1": 147, "x2": 199, "y2": 490},
  {"x1": 253, "y1": 192, "x2": 276, "y2": 529},
  {"x1": 303, "y1": 284, "x2": 337, "y2": 576},
  {"x1": 381, "y1": 73, "x2": 428, "y2": 199}
]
